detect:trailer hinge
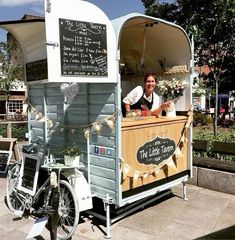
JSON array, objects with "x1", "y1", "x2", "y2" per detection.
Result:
[
  {"x1": 46, "y1": 41, "x2": 59, "y2": 48},
  {"x1": 103, "y1": 194, "x2": 115, "y2": 205}
]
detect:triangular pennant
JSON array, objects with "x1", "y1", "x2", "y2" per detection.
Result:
[
  {"x1": 162, "y1": 165, "x2": 168, "y2": 176},
  {"x1": 83, "y1": 128, "x2": 90, "y2": 139},
  {"x1": 153, "y1": 168, "x2": 160, "y2": 177},
  {"x1": 38, "y1": 117, "x2": 46, "y2": 122},
  {"x1": 47, "y1": 120, "x2": 54, "y2": 128},
  {"x1": 174, "y1": 147, "x2": 183, "y2": 160},
  {"x1": 166, "y1": 157, "x2": 177, "y2": 169},
  {"x1": 122, "y1": 163, "x2": 131, "y2": 180},
  {"x1": 93, "y1": 122, "x2": 102, "y2": 133},
  {"x1": 143, "y1": 172, "x2": 149, "y2": 179},
  {"x1": 106, "y1": 117, "x2": 115, "y2": 129},
  {"x1": 71, "y1": 128, "x2": 76, "y2": 134},
  {"x1": 133, "y1": 170, "x2": 141, "y2": 180},
  {"x1": 35, "y1": 113, "x2": 43, "y2": 121}
]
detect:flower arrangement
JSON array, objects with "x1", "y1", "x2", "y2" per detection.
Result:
[
  {"x1": 62, "y1": 144, "x2": 81, "y2": 157},
  {"x1": 157, "y1": 78, "x2": 187, "y2": 101}
]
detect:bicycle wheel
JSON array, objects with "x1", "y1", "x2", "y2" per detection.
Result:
[
  {"x1": 6, "y1": 164, "x2": 25, "y2": 215},
  {"x1": 57, "y1": 180, "x2": 79, "y2": 240}
]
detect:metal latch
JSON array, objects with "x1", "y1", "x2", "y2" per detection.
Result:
[{"x1": 46, "y1": 41, "x2": 59, "y2": 48}]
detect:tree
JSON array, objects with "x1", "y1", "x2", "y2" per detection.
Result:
[
  {"x1": 0, "y1": 40, "x2": 23, "y2": 117},
  {"x1": 142, "y1": 0, "x2": 235, "y2": 136}
]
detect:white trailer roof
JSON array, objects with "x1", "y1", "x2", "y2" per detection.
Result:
[{"x1": 112, "y1": 13, "x2": 191, "y2": 73}]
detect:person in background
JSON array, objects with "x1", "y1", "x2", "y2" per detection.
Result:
[{"x1": 122, "y1": 72, "x2": 169, "y2": 117}]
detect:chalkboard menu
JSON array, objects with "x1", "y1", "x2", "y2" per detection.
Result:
[
  {"x1": 137, "y1": 137, "x2": 176, "y2": 165},
  {"x1": 26, "y1": 59, "x2": 48, "y2": 82},
  {"x1": 21, "y1": 156, "x2": 38, "y2": 191},
  {"x1": 59, "y1": 18, "x2": 108, "y2": 76},
  {"x1": 0, "y1": 151, "x2": 11, "y2": 174}
]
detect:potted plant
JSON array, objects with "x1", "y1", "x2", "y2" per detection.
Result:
[{"x1": 62, "y1": 144, "x2": 81, "y2": 167}]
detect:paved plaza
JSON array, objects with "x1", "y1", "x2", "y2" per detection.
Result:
[{"x1": 0, "y1": 175, "x2": 235, "y2": 240}]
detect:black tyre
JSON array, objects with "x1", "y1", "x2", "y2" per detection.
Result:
[
  {"x1": 6, "y1": 164, "x2": 25, "y2": 215},
  {"x1": 57, "y1": 180, "x2": 79, "y2": 239}
]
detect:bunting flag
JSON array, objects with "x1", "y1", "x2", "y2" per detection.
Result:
[
  {"x1": 27, "y1": 101, "x2": 119, "y2": 139},
  {"x1": 83, "y1": 128, "x2": 90, "y2": 140},
  {"x1": 166, "y1": 157, "x2": 177, "y2": 169}
]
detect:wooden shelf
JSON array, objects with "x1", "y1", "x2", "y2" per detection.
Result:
[{"x1": 161, "y1": 70, "x2": 189, "y2": 75}]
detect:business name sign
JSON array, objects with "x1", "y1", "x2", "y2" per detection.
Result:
[{"x1": 137, "y1": 137, "x2": 176, "y2": 165}]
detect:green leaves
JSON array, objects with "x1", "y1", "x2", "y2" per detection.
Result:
[
  {"x1": 62, "y1": 144, "x2": 81, "y2": 157},
  {"x1": 0, "y1": 40, "x2": 23, "y2": 93}
]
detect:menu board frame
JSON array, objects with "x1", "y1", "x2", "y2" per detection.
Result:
[
  {"x1": 26, "y1": 59, "x2": 48, "y2": 82},
  {"x1": 18, "y1": 153, "x2": 41, "y2": 196},
  {"x1": 59, "y1": 18, "x2": 108, "y2": 77},
  {"x1": 0, "y1": 150, "x2": 12, "y2": 174}
]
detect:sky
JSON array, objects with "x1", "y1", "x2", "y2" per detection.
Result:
[{"x1": 0, "y1": 0, "x2": 146, "y2": 42}]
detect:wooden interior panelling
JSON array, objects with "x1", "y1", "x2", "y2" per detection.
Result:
[{"x1": 121, "y1": 116, "x2": 188, "y2": 192}]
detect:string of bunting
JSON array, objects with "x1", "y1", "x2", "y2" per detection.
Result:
[
  {"x1": 121, "y1": 105, "x2": 194, "y2": 181},
  {"x1": 27, "y1": 101, "x2": 119, "y2": 139}
]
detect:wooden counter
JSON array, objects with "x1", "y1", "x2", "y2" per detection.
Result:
[{"x1": 121, "y1": 116, "x2": 189, "y2": 192}]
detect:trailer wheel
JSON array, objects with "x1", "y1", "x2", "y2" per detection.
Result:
[
  {"x1": 6, "y1": 164, "x2": 25, "y2": 215},
  {"x1": 57, "y1": 180, "x2": 79, "y2": 239}
]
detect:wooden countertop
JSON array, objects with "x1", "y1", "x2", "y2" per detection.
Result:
[{"x1": 122, "y1": 116, "x2": 187, "y2": 129}]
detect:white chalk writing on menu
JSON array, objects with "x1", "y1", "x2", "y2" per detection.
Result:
[
  {"x1": 59, "y1": 18, "x2": 108, "y2": 76},
  {"x1": 137, "y1": 137, "x2": 176, "y2": 165}
]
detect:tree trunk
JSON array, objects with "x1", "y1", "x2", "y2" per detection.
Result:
[{"x1": 213, "y1": 78, "x2": 219, "y2": 136}]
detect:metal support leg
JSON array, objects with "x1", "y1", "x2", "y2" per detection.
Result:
[
  {"x1": 104, "y1": 194, "x2": 113, "y2": 239},
  {"x1": 183, "y1": 181, "x2": 188, "y2": 201}
]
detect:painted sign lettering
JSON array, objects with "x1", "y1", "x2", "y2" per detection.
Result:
[{"x1": 137, "y1": 137, "x2": 176, "y2": 165}]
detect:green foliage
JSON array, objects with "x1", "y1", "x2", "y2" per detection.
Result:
[
  {"x1": 193, "y1": 126, "x2": 235, "y2": 161},
  {"x1": 62, "y1": 144, "x2": 81, "y2": 157},
  {"x1": 142, "y1": 0, "x2": 235, "y2": 136},
  {"x1": 0, "y1": 41, "x2": 23, "y2": 97},
  {"x1": 0, "y1": 123, "x2": 28, "y2": 140},
  {"x1": 0, "y1": 126, "x2": 6, "y2": 137},
  {"x1": 217, "y1": 118, "x2": 235, "y2": 128},
  {"x1": 193, "y1": 112, "x2": 213, "y2": 126}
]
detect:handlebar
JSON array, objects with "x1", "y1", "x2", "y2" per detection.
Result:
[
  {"x1": 22, "y1": 143, "x2": 38, "y2": 154},
  {"x1": 22, "y1": 140, "x2": 48, "y2": 155}
]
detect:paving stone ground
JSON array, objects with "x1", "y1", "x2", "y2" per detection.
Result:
[{"x1": 1, "y1": 175, "x2": 235, "y2": 240}]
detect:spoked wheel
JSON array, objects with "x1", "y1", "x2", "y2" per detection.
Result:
[
  {"x1": 57, "y1": 180, "x2": 79, "y2": 240},
  {"x1": 6, "y1": 164, "x2": 25, "y2": 215}
]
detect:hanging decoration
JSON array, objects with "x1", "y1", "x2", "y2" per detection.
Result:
[
  {"x1": 60, "y1": 82, "x2": 79, "y2": 103},
  {"x1": 70, "y1": 128, "x2": 76, "y2": 134},
  {"x1": 27, "y1": 101, "x2": 119, "y2": 139},
  {"x1": 28, "y1": 103, "x2": 54, "y2": 129},
  {"x1": 83, "y1": 128, "x2": 90, "y2": 140},
  {"x1": 120, "y1": 105, "x2": 194, "y2": 183},
  {"x1": 93, "y1": 122, "x2": 102, "y2": 134},
  {"x1": 106, "y1": 116, "x2": 115, "y2": 129}
]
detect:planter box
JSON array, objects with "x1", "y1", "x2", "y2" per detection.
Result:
[{"x1": 64, "y1": 155, "x2": 80, "y2": 167}]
